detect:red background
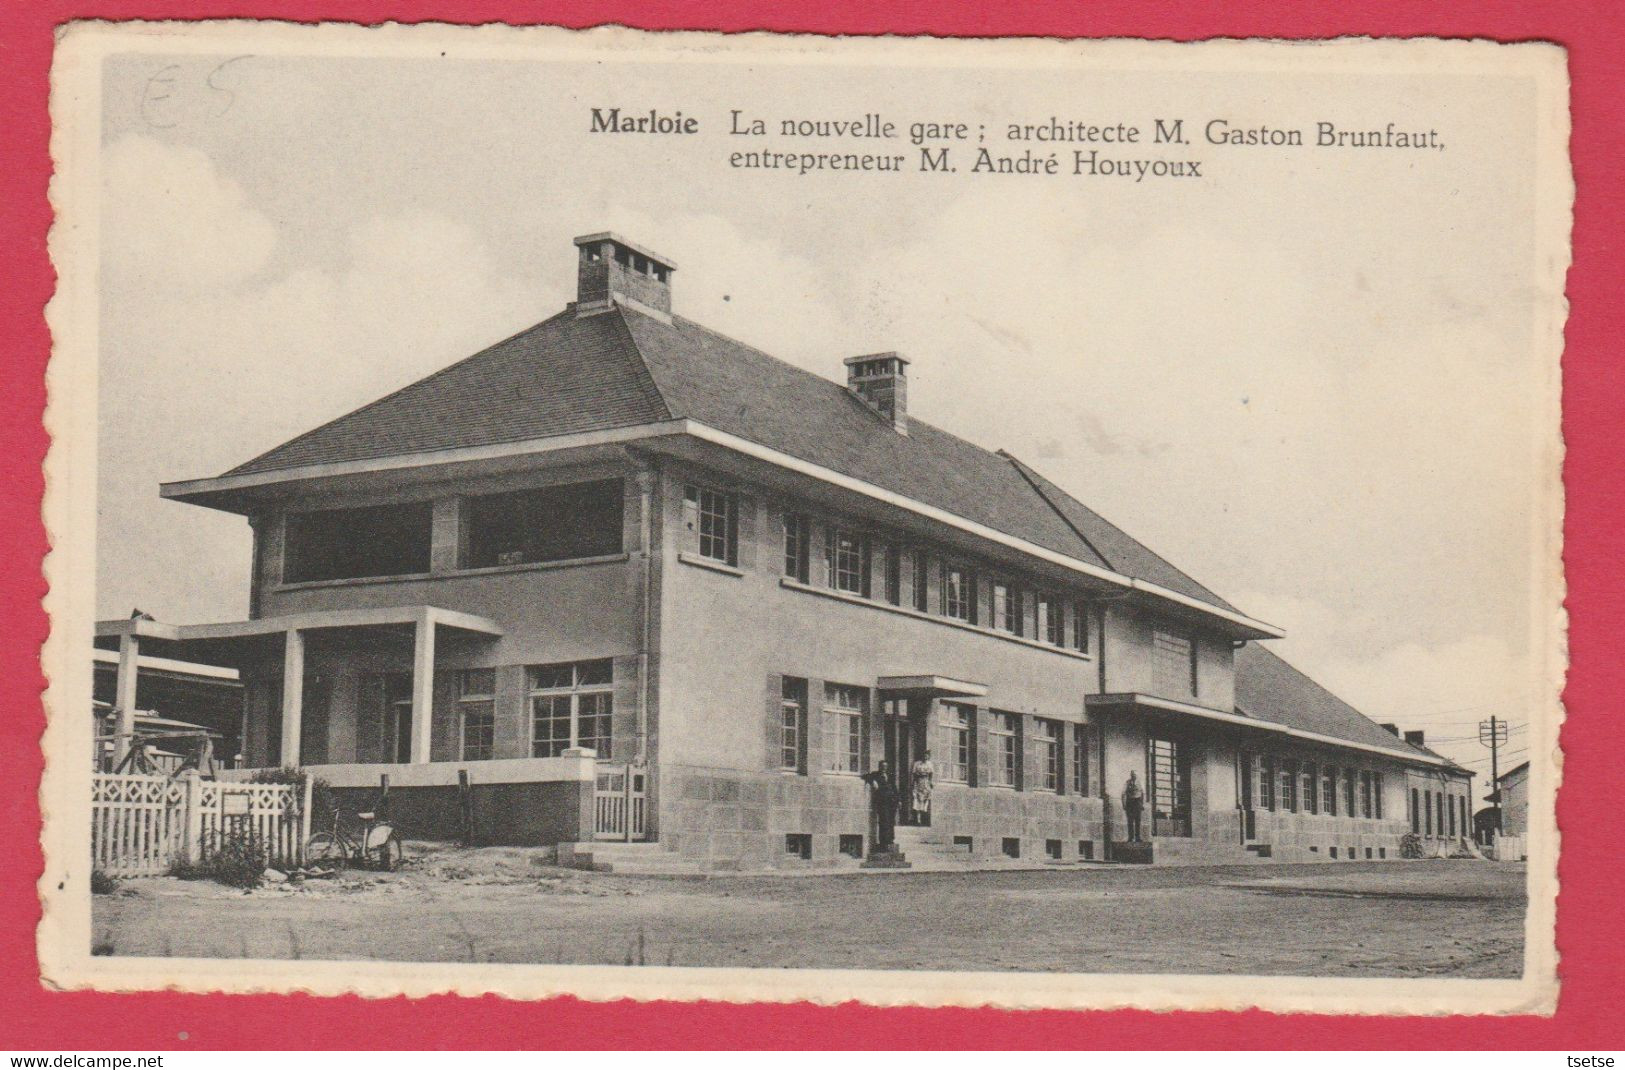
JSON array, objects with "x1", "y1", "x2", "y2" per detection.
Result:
[{"x1": 2, "y1": 0, "x2": 1620, "y2": 1050}]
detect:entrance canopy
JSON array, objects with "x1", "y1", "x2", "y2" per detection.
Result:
[{"x1": 875, "y1": 674, "x2": 989, "y2": 699}]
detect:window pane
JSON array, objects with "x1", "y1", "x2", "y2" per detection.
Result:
[
  {"x1": 457, "y1": 668, "x2": 495, "y2": 698},
  {"x1": 531, "y1": 695, "x2": 572, "y2": 757},
  {"x1": 528, "y1": 664, "x2": 574, "y2": 690},
  {"x1": 575, "y1": 659, "x2": 614, "y2": 687},
  {"x1": 284, "y1": 501, "x2": 434, "y2": 583},
  {"x1": 461, "y1": 700, "x2": 494, "y2": 761},
  {"x1": 465, "y1": 479, "x2": 624, "y2": 568},
  {"x1": 578, "y1": 692, "x2": 613, "y2": 758}
]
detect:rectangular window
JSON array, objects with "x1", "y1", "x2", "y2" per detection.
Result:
[
  {"x1": 823, "y1": 684, "x2": 867, "y2": 775},
  {"x1": 826, "y1": 528, "x2": 871, "y2": 596},
  {"x1": 283, "y1": 501, "x2": 433, "y2": 583},
  {"x1": 1071, "y1": 724, "x2": 1091, "y2": 795},
  {"x1": 783, "y1": 513, "x2": 810, "y2": 582},
  {"x1": 527, "y1": 659, "x2": 614, "y2": 758},
  {"x1": 911, "y1": 551, "x2": 930, "y2": 612},
  {"x1": 883, "y1": 544, "x2": 902, "y2": 605},
  {"x1": 940, "y1": 564, "x2": 974, "y2": 622},
  {"x1": 1322, "y1": 766, "x2": 1339, "y2": 816},
  {"x1": 940, "y1": 702, "x2": 973, "y2": 783},
  {"x1": 990, "y1": 711, "x2": 1020, "y2": 787},
  {"x1": 992, "y1": 583, "x2": 1023, "y2": 635},
  {"x1": 1373, "y1": 772, "x2": 1385, "y2": 819},
  {"x1": 1360, "y1": 771, "x2": 1374, "y2": 818},
  {"x1": 1301, "y1": 761, "x2": 1318, "y2": 815},
  {"x1": 465, "y1": 479, "x2": 623, "y2": 569},
  {"x1": 457, "y1": 669, "x2": 496, "y2": 761},
  {"x1": 1259, "y1": 754, "x2": 1276, "y2": 811},
  {"x1": 1343, "y1": 767, "x2": 1357, "y2": 815},
  {"x1": 1153, "y1": 630, "x2": 1198, "y2": 696},
  {"x1": 1035, "y1": 718, "x2": 1061, "y2": 791},
  {"x1": 1037, "y1": 596, "x2": 1064, "y2": 646},
  {"x1": 684, "y1": 484, "x2": 738, "y2": 565},
  {"x1": 1072, "y1": 601, "x2": 1092, "y2": 653},
  {"x1": 1424, "y1": 790, "x2": 1434, "y2": 836},
  {"x1": 1279, "y1": 758, "x2": 1298, "y2": 813},
  {"x1": 779, "y1": 677, "x2": 807, "y2": 773}
]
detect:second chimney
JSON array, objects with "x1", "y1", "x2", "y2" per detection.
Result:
[
  {"x1": 1404, "y1": 730, "x2": 1426, "y2": 747},
  {"x1": 844, "y1": 352, "x2": 910, "y2": 434}
]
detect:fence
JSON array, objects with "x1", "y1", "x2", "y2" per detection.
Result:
[
  {"x1": 91, "y1": 772, "x2": 310, "y2": 877},
  {"x1": 593, "y1": 764, "x2": 647, "y2": 841}
]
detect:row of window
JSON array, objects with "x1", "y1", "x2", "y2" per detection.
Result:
[
  {"x1": 689, "y1": 481, "x2": 1100, "y2": 654},
  {"x1": 1412, "y1": 787, "x2": 1469, "y2": 838},
  {"x1": 775, "y1": 682, "x2": 1093, "y2": 794},
  {"x1": 454, "y1": 659, "x2": 615, "y2": 762},
  {"x1": 1247, "y1": 754, "x2": 1385, "y2": 819}
]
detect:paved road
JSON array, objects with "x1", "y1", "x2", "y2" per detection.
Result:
[{"x1": 92, "y1": 852, "x2": 1525, "y2": 977}]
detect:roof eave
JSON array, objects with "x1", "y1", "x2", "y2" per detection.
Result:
[{"x1": 160, "y1": 416, "x2": 1283, "y2": 639}]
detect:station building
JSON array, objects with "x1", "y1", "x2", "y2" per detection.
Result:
[{"x1": 96, "y1": 232, "x2": 1472, "y2": 869}]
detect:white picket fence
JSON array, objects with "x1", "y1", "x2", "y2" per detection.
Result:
[{"x1": 91, "y1": 772, "x2": 309, "y2": 877}]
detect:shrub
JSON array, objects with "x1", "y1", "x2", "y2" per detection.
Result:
[
  {"x1": 170, "y1": 827, "x2": 269, "y2": 888},
  {"x1": 90, "y1": 870, "x2": 119, "y2": 895}
]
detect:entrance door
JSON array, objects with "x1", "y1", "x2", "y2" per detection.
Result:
[
  {"x1": 1148, "y1": 735, "x2": 1192, "y2": 838},
  {"x1": 382, "y1": 672, "x2": 413, "y2": 764},
  {"x1": 883, "y1": 697, "x2": 929, "y2": 826}
]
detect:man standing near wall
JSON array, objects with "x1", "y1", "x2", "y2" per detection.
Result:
[
  {"x1": 863, "y1": 761, "x2": 900, "y2": 853},
  {"x1": 1123, "y1": 771, "x2": 1146, "y2": 843}
]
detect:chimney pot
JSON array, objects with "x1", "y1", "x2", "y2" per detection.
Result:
[
  {"x1": 844, "y1": 352, "x2": 910, "y2": 434},
  {"x1": 574, "y1": 232, "x2": 675, "y2": 321}
]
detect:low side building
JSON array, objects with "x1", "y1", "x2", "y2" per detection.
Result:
[{"x1": 96, "y1": 231, "x2": 1466, "y2": 867}]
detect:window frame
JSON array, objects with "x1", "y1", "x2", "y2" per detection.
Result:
[
  {"x1": 826, "y1": 526, "x2": 872, "y2": 597},
  {"x1": 783, "y1": 512, "x2": 811, "y2": 583},
  {"x1": 989, "y1": 710, "x2": 1020, "y2": 788},
  {"x1": 1071, "y1": 723, "x2": 1091, "y2": 795},
  {"x1": 941, "y1": 563, "x2": 976, "y2": 623},
  {"x1": 779, "y1": 677, "x2": 808, "y2": 773},
  {"x1": 1034, "y1": 717, "x2": 1061, "y2": 792},
  {"x1": 1072, "y1": 600, "x2": 1092, "y2": 653},
  {"x1": 823, "y1": 683, "x2": 868, "y2": 775},
  {"x1": 939, "y1": 702, "x2": 973, "y2": 784},
  {"x1": 685, "y1": 484, "x2": 739, "y2": 566},
  {"x1": 911, "y1": 551, "x2": 930, "y2": 612},
  {"x1": 527, "y1": 659, "x2": 614, "y2": 759},
  {"x1": 456, "y1": 668, "x2": 496, "y2": 762}
]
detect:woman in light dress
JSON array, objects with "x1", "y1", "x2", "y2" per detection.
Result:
[{"x1": 910, "y1": 749, "x2": 935, "y2": 825}]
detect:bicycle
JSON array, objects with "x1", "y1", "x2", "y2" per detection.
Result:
[{"x1": 303, "y1": 805, "x2": 405, "y2": 871}]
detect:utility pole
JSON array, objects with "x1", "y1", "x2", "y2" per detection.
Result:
[{"x1": 1479, "y1": 715, "x2": 1508, "y2": 835}]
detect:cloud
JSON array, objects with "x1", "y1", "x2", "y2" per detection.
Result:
[{"x1": 102, "y1": 133, "x2": 277, "y2": 293}]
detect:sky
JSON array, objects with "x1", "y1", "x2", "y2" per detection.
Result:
[{"x1": 90, "y1": 38, "x2": 1556, "y2": 778}]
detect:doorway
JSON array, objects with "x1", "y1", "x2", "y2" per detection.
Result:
[
  {"x1": 884, "y1": 696, "x2": 931, "y2": 826},
  {"x1": 1148, "y1": 735, "x2": 1192, "y2": 838}
]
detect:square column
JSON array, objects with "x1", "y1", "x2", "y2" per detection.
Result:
[
  {"x1": 279, "y1": 629, "x2": 304, "y2": 768},
  {"x1": 113, "y1": 634, "x2": 140, "y2": 766},
  {"x1": 410, "y1": 613, "x2": 435, "y2": 763}
]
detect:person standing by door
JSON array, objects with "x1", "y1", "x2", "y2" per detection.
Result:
[
  {"x1": 862, "y1": 760, "x2": 900, "y2": 852},
  {"x1": 910, "y1": 750, "x2": 935, "y2": 826},
  {"x1": 1122, "y1": 771, "x2": 1146, "y2": 842}
]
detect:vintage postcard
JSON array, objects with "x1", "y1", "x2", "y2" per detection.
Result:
[{"x1": 38, "y1": 22, "x2": 1568, "y2": 1014}]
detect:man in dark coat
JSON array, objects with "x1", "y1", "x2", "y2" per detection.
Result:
[
  {"x1": 862, "y1": 760, "x2": 900, "y2": 852},
  {"x1": 1122, "y1": 771, "x2": 1146, "y2": 842}
]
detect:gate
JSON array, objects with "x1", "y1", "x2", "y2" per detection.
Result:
[
  {"x1": 593, "y1": 764, "x2": 647, "y2": 841},
  {"x1": 91, "y1": 772, "x2": 307, "y2": 877}
]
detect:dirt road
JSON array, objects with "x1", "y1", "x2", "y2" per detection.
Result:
[{"x1": 92, "y1": 847, "x2": 1525, "y2": 977}]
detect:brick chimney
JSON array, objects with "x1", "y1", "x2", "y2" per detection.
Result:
[
  {"x1": 574, "y1": 233, "x2": 675, "y2": 321},
  {"x1": 1404, "y1": 729, "x2": 1426, "y2": 747},
  {"x1": 844, "y1": 352, "x2": 909, "y2": 434},
  {"x1": 1379, "y1": 722, "x2": 1400, "y2": 736}
]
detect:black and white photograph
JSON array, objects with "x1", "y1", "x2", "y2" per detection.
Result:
[{"x1": 39, "y1": 24, "x2": 1567, "y2": 1012}]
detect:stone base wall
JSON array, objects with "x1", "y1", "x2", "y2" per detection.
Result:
[
  {"x1": 331, "y1": 780, "x2": 592, "y2": 847},
  {"x1": 658, "y1": 764, "x2": 1106, "y2": 868},
  {"x1": 1254, "y1": 810, "x2": 1407, "y2": 862}
]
